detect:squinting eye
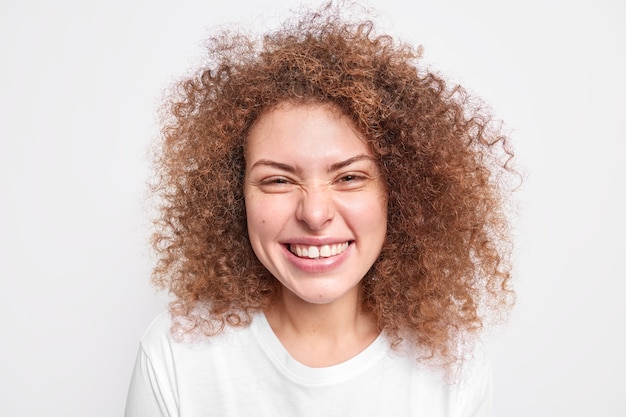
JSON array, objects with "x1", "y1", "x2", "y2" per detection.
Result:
[
  {"x1": 335, "y1": 174, "x2": 369, "y2": 190},
  {"x1": 257, "y1": 176, "x2": 296, "y2": 193},
  {"x1": 262, "y1": 177, "x2": 290, "y2": 185}
]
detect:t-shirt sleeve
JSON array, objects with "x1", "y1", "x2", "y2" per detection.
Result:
[
  {"x1": 124, "y1": 313, "x2": 179, "y2": 417},
  {"x1": 124, "y1": 345, "x2": 177, "y2": 417}
]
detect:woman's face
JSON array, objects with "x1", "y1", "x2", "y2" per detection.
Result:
[{"x1": 244, "y1": 102, "x2": 387, "y2": 305}]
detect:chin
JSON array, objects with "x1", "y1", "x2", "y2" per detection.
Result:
[{"x1": 284, "y1": 280, "x2": 361, "y2": 306}]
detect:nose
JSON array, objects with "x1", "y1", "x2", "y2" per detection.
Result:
[{"x1": 296, "y1": 186, "x2": 335, "y2": 231}]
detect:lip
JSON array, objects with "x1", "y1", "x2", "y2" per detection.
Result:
[
  {"x1": 281, "y1": 236, "x2": 352, "y2": 246},
  {"x1": 280, "y1": 241, "x2": 352, "y2": 273}
]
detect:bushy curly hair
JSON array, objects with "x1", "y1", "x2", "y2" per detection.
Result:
[{"x1": 150, "y1": 1, "x2": 516, "y2": 366}]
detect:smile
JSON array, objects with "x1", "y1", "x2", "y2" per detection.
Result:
[{"x1": 289, "y1": 242, "x2": 350, "y2": 259}]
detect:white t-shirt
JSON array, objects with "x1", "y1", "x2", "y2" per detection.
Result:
[{"x1": 124, "y1": 311, "x2": 492, "y2": 417}]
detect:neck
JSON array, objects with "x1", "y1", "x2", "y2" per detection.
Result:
[{"x1": 264, "y1": 285, "x2": 379, "y2": 367}]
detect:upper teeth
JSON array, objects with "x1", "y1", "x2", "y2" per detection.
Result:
[{"x1": 290, "y1": 242, "x2": 349, "y2": 259}]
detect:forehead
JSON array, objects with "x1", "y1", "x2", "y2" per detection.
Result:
[{"x1": 245, "y1": 102, "x2": 371, "y2": 162}]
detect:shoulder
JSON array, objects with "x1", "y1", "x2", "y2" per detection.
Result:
[
  {"x1": 137, "y1": 310, "x2": 261, "y2": 359},
  {"x1": 391, "y1": 337, "x2": 494, "y2": 415},
  {"x1": 143, "y1": 310, "x2": 172, "y2": 334},
  {"x1": 135, "y1": 311, "x2": 177, "y2": 363},
  {"x1": 448, "y1": 342, "x2": 494, "y2": 416}
]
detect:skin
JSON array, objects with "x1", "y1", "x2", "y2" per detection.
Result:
[{"x1": 243, "y1": 102, "x2": 388, "y2": 366}]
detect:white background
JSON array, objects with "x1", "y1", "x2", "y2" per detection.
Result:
[{"x1": 1, "y1": 0, "x2": 624, "y2": 416}]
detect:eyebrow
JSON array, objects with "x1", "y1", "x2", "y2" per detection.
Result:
[
  {"x1": 249, "y1": 154, "x2": 375, "y2": 173},
  {"x1": 328, "y1": 154, "x2": 375, "y2": 171}
]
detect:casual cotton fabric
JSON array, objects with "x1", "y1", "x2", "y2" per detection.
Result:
[{"x1": 125, "y1": 311, "x2": 492, "y2": 417}]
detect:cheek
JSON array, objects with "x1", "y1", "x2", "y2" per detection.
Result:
[
  {"x1": 358, "y1": 200, "x2": 388, "y2": 242},
  {"x1": 245, "y1": 195, "x2": 284, "y2": 239},
  {"x1": 245, "y1": 203, "x2": 264, "y2": 239},
  {"x1": 345, "y1": 194, "x2": 387, "y2": 223},
  {"x1": 245, "y1": 207, "x2": 269, "y2": 261}
]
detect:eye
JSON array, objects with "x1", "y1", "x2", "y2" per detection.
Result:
[
  {"x1": 263, "y1": 177, "x2": 290, "y2": 185},
  {"x1": 257, "y1": 176, "x2": 296, "y2": 193},
  {"x1": 338, "y1": 174, "x2": 358, "y2": 182},
  {"x1": 337, "y1": 173, "x2": 367, "y2": 183},
  {"x1": 335, "y1": 173, "x2": 368, "y2": 190}
]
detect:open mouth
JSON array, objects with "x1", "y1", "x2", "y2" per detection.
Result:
[{"x1": 289, "y1": 242, "x2": 351, "y2": 259}]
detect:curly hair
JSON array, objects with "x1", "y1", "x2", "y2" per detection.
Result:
[{"x1": 150, "y1": 1, "x2": 516, "y2": 366}]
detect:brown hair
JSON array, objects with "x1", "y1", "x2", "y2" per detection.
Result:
[{"x1": 150, "y1": 1, "x2": 516, "y2": 366}]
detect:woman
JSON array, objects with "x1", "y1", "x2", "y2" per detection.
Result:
[{"x1": 125, "y1": 3, "x2": 516, "y2": 416}]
